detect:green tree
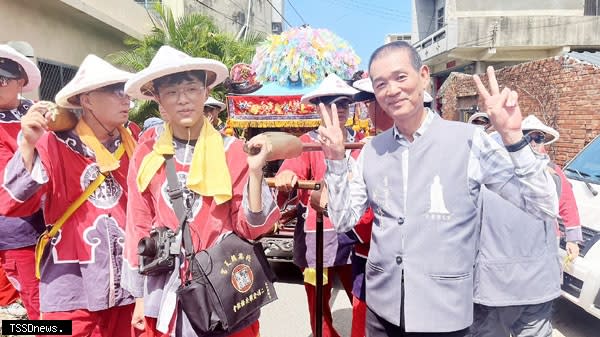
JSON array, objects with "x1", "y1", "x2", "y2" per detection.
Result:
[{"x1": 109, "y1": 4, "x2": 264, "y2": 126}]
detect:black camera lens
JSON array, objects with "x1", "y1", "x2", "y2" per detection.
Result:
[{"x1": 138, "y1": 237, "x2": 157, "y2": 257}]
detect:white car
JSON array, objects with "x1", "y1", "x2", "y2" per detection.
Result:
[{"x1": 560, "y1": 134, "x2": 600, "y2": 319}]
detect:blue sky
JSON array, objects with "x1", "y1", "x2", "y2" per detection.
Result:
[{"x1": 281, "y1": 0, "x2": 412, "y2": 70}]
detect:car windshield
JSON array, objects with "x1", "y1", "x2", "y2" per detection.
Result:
[{"x1": 564, "y1": 136, "x2": 600, "y2": 184}]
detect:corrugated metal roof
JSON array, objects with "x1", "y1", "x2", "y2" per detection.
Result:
[{"x1": 567, "y1": 51, "x2": 600, "y2": 66}]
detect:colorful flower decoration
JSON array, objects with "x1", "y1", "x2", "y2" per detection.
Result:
[{"x1": 251, "y1": 26, "x2": 361, "y2": 87}]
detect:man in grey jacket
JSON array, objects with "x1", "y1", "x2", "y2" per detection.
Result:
[{"x1": 316, "y1": 40, "x2": 558, "y2": 336}]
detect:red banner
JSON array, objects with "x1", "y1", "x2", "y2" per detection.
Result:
[{"x1": 227, "y1": 95, "x2": 321, "y2": 128}]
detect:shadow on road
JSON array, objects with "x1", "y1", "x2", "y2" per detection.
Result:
[{"x1": 270, "y1": 261, "x2": 304, "y2": 285}]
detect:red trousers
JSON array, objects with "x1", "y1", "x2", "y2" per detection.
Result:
[
  {"x1": 0, "y1": 264, "x2": 19, "y2": 306},
  {"x1": 303, "y1": 264, "x2": 353, "y2": 337},
  {"x1": 0, "y1": 246, "x2": 40, "y2": 319},
  {"x1": 142, "y1": 317, "x2": 260, "y2": 337},
  {"x1": 351, "y1": 296, "x2": 367, "y2": 337},
  {"x1": 42, "y1": 304, "x2": 140, "y2": 337}
]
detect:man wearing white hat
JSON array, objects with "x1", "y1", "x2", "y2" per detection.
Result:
[
  {"x1": 0, "y1": 43, "x2": 44, "y2": 321},
  {"x1": 272, "y1": 73, "x2": 363, "y2": 337},
  {"x1": 471, "y1": 114, "x2": 582, "y2": 337},
  {"x1": 123, "y1": 45, "x2": 279, "y2": 337},
  {"x1": 0, "y1": 54, "x2": 140, "y2": 336},
  {"x1": 204, "y1": 96, "x2": 226, "y2": 130}
]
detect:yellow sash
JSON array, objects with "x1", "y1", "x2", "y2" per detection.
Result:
[
  {"x1": 136, "y1": 119, "x2": 232, "y2": 204},
  {"x1": 75, "y1": 119, "x2": 136, "y2": 173},
  {"x1": 34, "y1": 145, "x2": 125, "y2": 279}
]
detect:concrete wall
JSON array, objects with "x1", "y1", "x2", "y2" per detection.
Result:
[
  {"x1": 456, "y1": 16, "x2": 600, "y2": 49},
  {"x1": 183, "y1": 0, "x2": 276, "y2": 36},
  {"x1": 0, "y1": 0, "x2": 152, "y2": 67},
  {"x1": 413, "y1": 0, "x2": 436, "y2": 41},
  {"x1": 439, "y1": 57, "x2": 600, "y2": 165},
  {"x1": 454, "y1": 0, "x2": 584, "y2": 16}
]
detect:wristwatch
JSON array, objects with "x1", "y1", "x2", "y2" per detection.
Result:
[{"x1": 504, "y1": 136, "x2": 530, "y2": 152}]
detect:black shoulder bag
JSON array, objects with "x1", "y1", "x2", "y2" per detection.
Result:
[{"x1": 163, "y1": 156, "x2": 278, "y2": 336}]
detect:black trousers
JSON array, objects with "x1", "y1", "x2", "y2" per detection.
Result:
[{"x1": 366, "y1": 306, "x2": 471, "y2": 337}]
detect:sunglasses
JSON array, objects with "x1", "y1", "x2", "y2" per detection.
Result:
[
  {"x1": 95, "y1": 83, "x2": 129, "y2": 99},
  {"x1": 524, "y1": 131, "x2": 545, "y2": 144},
  {"x1": 0, "y1": 75, "x2": 17, "y2": 87}
]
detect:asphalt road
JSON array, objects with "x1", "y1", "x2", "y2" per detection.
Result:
[
  {"x1": 1, "y1": 262, "x2": 598, "y2": 337},
  {"x1": 260, "y1": 261, "x2": 600, "y2": 337}
]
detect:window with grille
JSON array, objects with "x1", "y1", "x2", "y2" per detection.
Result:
[
  {"x1": 37, "y1": 60, "x2": 78, "y2": 101},
  {"x1": 437, "y1": 7, "x2": 445, "y2": 30},
  {"x1": 585, "y1": 0, "x2": 600, "y2": 15}
]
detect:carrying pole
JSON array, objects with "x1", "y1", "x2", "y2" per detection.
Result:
[
  {"x1": 266, "y1": 178, "x2": 324, "y2": 337},
  {"x1": 315, "y1": 209, "x2": 324, "y2": 337}
]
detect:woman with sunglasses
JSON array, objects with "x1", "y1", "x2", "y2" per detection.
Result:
[
  {"x1": 469, "y1": 114, "x2": 582, "y2": 337},
  {"x1": 522, "y1": 115, "x2": 582, "y2": 258},
  {"x1": 0, "y1": 54, "x2": 141, "y2": 337},
  {"x1": 0, "y1": 43, "x2": 44, "y2": 322}
]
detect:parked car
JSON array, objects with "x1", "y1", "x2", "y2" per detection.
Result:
[{"x1": 560, "y1": 133, "x2": 600, "y2": 319}]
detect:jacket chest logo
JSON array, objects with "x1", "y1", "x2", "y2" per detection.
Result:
[{"x1": 426, "y1": 175, "x2": 451, "y2": 221}]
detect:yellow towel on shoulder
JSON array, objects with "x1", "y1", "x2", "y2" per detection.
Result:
[
  {"x1": 75, "y1": 119, "x2": 136, "y2": 173},
  {"x1": 136, "y1": 118, "x2": 232, "y2": 204}
]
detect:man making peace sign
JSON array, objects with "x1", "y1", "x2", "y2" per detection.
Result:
[{"x1": 317, "y1": 41, "x2": 558, "y2": 337}]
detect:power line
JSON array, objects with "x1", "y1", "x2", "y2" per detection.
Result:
[
  {"x1": 265, "y1": 0, "x2": 293, "y2": 28},
  {"x1": 193, "y1": 0, "x2": 269, "y2": 35},
  {"x1": 194, "y1": 0, "x2": 241, "y2": 24},
  {"x1": 286, "y1": 0, "x2": 307, "y2": 25}
]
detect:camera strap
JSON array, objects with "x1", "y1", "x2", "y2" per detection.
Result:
[{"x1": 164, "y1": 155, "x2": 195, "y2": 260}]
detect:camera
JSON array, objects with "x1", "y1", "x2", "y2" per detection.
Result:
[{"x1": 137, "y1": 227, "x2": 180, "y2": 275}]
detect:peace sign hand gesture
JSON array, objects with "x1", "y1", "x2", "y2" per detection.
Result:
[
  {"x1": 316, "y1": 103, "x2": 345, "y2": 160},
  {"x1": 473, "y1": 66, "x2": 524, "y2": 145}
]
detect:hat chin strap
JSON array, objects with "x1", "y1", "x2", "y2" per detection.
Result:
[{"x1": 87, "y1": 109, "x2": 117, "y2": 138}]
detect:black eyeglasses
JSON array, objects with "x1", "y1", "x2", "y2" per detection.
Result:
[{"x1": 524, "y1": 131, "x2": 545, "y2": 144}]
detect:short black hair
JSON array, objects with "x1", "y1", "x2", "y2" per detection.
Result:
[
  {"x1": 153, "y1": 70, "x2": 207, "y2": 92},
  {"x1": 368, "y1": 41, "x2": 423, "y2": 73}
]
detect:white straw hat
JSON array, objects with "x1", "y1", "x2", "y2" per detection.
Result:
[
  {"x1": 0, "y1": 44, "x2": 41, "y2": 92},
  {"x1": 204, "y1": 96, "x2": 226, "y2": 111},
  {"x1": 125, "y1": 45, "x2": 228, "y2": 101},
  {"x1": 352, "y1": 78, "x2": 374, "y2": 93},
  {"x1": 521, "y1": 115, "x2": 559, "y2": 145},
  {"x1": 301, "y1": 73, "x2": 359, "y2": 105},
  {"x1": 55, "y1": 55, "x2": 134, "y2": 109},
  {"x1": 467, "y1": 112, "x2": 490, "y2": 125}
]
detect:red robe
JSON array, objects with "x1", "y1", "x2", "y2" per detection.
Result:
[
  {"x1": 0, "y1": 126, "x2": 138, "y2": 313},
  {"x1": 123, "y1": 132, "x2": 280, "y2": 332}
]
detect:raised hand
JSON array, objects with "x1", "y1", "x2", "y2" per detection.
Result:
[
  {"x1": 316, "y1": 103, "x2": 345, "y2": 160},
  {"x1": 245, "y1": 133, "x2": 273, "y2": 173},
  {"x1": 20, "y1": 101, "x2": 51, "y2": 148},
  {"x1": 19, "y1": 102, "x2": 55, "y2": 172},
  {"x1": 473, "y1": 66, "x2": 524, "y2": 145}
]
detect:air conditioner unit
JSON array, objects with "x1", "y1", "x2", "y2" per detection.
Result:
[{"x1": 272, "y1": 22, "x2": 282, "y2": 34}]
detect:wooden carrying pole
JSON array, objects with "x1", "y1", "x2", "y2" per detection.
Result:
[{"x1": 265, "y1": 178, "x2": 325, "y2": 337}]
